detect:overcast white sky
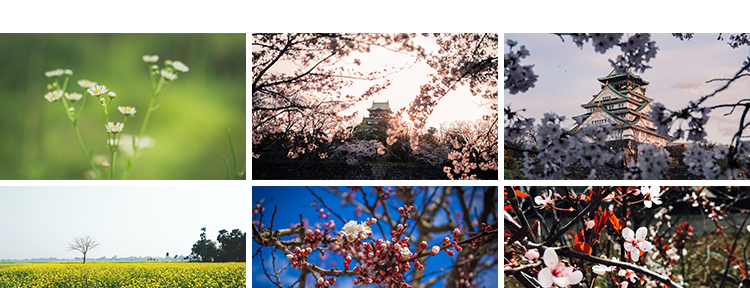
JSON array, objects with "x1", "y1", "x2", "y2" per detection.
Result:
[
  {"x1": 504, "y1": 33, "x2": 750, "y2": 145},
  {"x1": 0, "y1": 186, "x2": 245, "y2": 260}
]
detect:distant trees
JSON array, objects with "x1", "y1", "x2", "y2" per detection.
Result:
[
  {"x1": 67, "y1": 235, "x2": 99, "y2": 264},
  {"x1": 190, "y1": 227, "x2": 246, "y2": 262}
]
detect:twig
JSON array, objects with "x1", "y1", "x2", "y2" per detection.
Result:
[{"x1": 306, "y1": 186, "x2": 346, "y2": 224}]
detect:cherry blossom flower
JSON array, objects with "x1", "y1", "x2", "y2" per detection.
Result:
[
  {"x1": 592, "y1": 264, "x2": 613, "y2": 275},
  {"x1": 586, "y1": 220, "x2": 595, "y2": 229},
  {"x1": 524, "y1": 249, "x2": 539, "y2": 260},
  {"x1": 622, "y1": 227, "x2": 654, "y2": 261},
  {"x1": 430, "y1": 246, "x2": 440, "y2": 255},
  {"x1": 534, "y1": 191, "x2": 555, "y2": 209},
  {"x1": 641, "y1": 186, "x2": 663, "y2": 208},
  {"x1": 538, "y1": 248, "x2": 583, "y2": 287},
  {"x1": 337, "y1": 220, "x2": 372, "y2": 243}
]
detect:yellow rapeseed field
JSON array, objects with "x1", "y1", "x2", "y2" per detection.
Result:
[{"x1": 0, "y1": 262, "x2": 245, "y2": 288}]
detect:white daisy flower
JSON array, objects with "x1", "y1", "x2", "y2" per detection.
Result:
[
  {"x1": 45, "y1": 69, "x2": 64, "y2": 77},
  {"x1": 87, "y1": 84, "x2": 108, "y2": 97},
  {"x1": 44, "y1": 90, "x2": 64, "y2": 102},
  {"x1": 118, "y1": 106, "x2": 136, "y2": 116},
  {"x1": 161, "y1": 69, "x2": 177, "y2": 81},
  {"x1": 64, "y1": 69, "x2": 73, "y2": 75},
  {"x1": 78, "y1": 79, "x2": 96, "y2": 88},
  {"x1": 142, "y1": 55, "x2": 159, "y2": 63},
  {"x1": 65, "y1": 92, "x2": 83, "y2": 102},
  {"x1": 105, "y1": 122, "x2": 124, "y2": 133},
  {"x1": 172, "y1": 61, "x2": 189, "y2": 72}
]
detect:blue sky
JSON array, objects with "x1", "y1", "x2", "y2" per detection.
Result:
[
  {"x1": 0, "y1": 185, "x2": 246, "y2": 260},
  {"x1": 504, "y1": 33, "x2": 750, "y2": 145},
  {"x1": 251, "y1": 186, "x2": 497, "y2": 288}
]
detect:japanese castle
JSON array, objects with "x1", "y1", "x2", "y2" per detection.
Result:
[
  {"x1": 362, "y1": 101, "x2": 392, "y2": 129},
  {"x1": 571, "y1": 69, "x2": 670, "y2": 146}
]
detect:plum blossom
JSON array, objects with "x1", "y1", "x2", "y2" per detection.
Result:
[
  {"x1": 534, "y1": 191, "x2": 555, "y2": 209},
  {"x1": 622, "y1": 227, "x2": 654, "y2": 261},
  {"x1": 592, "y1": 263, "x2": 613, "y2": 275},
  {"x1": 537, "y1": 248, "x2": 583, "y2": 287},
  {"x1": 641, "y1": 186, "x2": 663, "y2": 208},
  {"x1": 337, "y1": 220, "x2": 372, "y2": 243},
  {"x1": 524, "y1": 249, "x2": 539, "y2": 260}
]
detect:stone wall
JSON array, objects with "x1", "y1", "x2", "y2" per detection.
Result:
[{"x1": 252, "y1": 160, "x2": 498, "y2": 180}]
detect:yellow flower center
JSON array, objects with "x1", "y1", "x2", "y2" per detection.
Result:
[{"x1": 93, "y1": 89, "x2": 101, "y2": 94}]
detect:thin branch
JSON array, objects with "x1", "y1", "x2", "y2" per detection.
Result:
[{"x1": 306, "y1": 186, "x2": 346, "y2": 224}]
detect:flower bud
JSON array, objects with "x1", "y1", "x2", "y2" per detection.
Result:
[
  {"x1": 443, "y1": 237, "x2": 450, "y2": 246},
  {"x1": 430, "y1": 246, "x2": 440, "y2": 255},
  {"x1": 108, "y1": 91, "x2": 116, "y2": 98},
  {"x1": 445, "y1": 249, "x2": 455, "y2": 256},
  {"x1": 420, "y1": 241, "x2": 427, "y2": 251}
]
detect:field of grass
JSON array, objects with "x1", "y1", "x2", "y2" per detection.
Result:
[{"x1": 0, "y1": 261, "x2": 246, "y2": 288}]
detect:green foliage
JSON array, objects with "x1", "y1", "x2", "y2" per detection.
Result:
[
  {"x1": 216, "y1": 229, "x2": 246, "y2": 262},
  {"x1": 0, "y1": 34, "x2": 246, "y2": 179},
  {"x1": 191, "y1": 228, "x2": 246, "y2": 263}
]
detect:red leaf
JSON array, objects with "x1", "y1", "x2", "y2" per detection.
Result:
[{"x1": 572, "y1": 229, "x2": 592, "y2": 254}]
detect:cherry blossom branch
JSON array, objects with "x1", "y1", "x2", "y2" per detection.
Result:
[
  {"x1": 253, "y1": 34, "x2": 292, "y2": 91},
  {"x1": 306, "y1": 186, "x2": 346, "y2": 224},
  {"x1": 719, "y1": 210, "x2": 750, "y2": 288},
  {"x1": 552, "y1": 246, "x2": 684, "y2": 288},
  {"x1": 543, "y1": 187, "x2": 609, "y2": 246}
]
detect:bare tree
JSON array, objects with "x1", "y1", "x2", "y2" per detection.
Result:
[{"x1": 68, "y1": 235, "x2": 99, "y2": 264}]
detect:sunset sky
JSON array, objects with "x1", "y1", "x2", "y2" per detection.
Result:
[
  {"x1": 263, "y1": 34, "x2": 497, "y2": 130},
  {"x1": 504, "y1": 33, "x2": 750, "y2": 145}
]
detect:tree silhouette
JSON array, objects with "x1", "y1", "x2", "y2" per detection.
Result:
[{"x1": 67, "y1": 235, "x2": 99, "y2": 264}]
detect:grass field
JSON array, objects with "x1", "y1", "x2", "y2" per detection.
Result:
[{"x1": 0, "y1": 261, "x2": 246, "y2": 288}]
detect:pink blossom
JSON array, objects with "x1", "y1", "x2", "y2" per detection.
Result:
[
  {"x1": 537, "y1": 249, "x2": 583, "y2": 287},
  {"x1": 524, "y1": 249, "x2": 539, "y2": 260},
  {"x1": 622, "y1": 227, "x2": 654, "y2": 261},
  {"x1": 641, "y1": 186, "x2": 662, "y2": 208}
]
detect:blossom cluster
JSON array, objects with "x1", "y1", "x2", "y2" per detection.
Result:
[
  {"x1": 504, "y1": 39, "x2": 537, "y2": 95},
  {"x1": 507, "y1": 110, "x2": 622, "y2": 179}
]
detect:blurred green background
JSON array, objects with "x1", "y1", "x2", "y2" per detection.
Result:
[{"x1": 0, "y1": 34, "x2": 246, "y2": 179}]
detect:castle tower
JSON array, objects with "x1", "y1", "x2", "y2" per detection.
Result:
[
  {"x1": 362, "y1": 100, "x2": 392, "y2": 129},
  {"x1": 571, "y1": 69, "x2": 670, "y2": 147}
]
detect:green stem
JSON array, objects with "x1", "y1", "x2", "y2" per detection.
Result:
[
  {"x1": 74, "y1": 123, "x2": 101, "y2": 180},
  {"x1": 122, "y1": 97, "x2": 156, "y2": 179},
  {"x1": 109, "y1": 150, "x2": 116, "y2": 180}
]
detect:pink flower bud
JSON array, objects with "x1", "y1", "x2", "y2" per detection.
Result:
[
  {"x1": 420, "y1": 241, "x2": 427, "y2": 251},
  {"x1": 524, "y1": 249, "x2": 539, "y2": 260},
  {"x1": 443, "y1": 237, "x2": 450, "y2": 245},
  {"x1": 586, "y1": 220, "x2": 595, "y2": 229},
  {"x1": 453, "y1": 228, "x2": 461, "y2": 238},
  {"x1": 446, "y1": 249, "x2": 455, "y2": 256}
]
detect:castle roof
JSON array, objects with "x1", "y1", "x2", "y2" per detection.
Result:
[{"x1": 368, "y1": 101, "x2": 391, "y2": 111}]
